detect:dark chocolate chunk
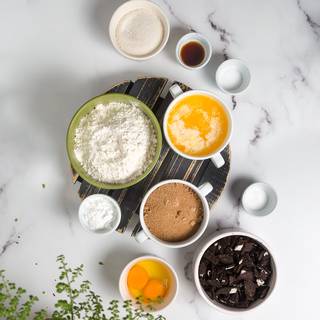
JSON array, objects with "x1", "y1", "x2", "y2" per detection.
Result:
[
  {"x1": 219, "y1": 254, "x2": 234, "y2": 265},
  {"x1": 229, "y1": 292, "x2": 239, "y2": 305},
  {"x1": 203, "y1": 249, "x2": 216, "y2": 262},
  {"x1": 244, "y1": 280, "x2": 257, "y2": 300},
  {"x1": 198, "y1": 261, "x2": 207, "y2": 278},
  {"x1": 237, "y1": 269, "x2": 254, "y2": 281},
  {"x1": 207, "y1": 278, "x2": 221, "y2": 289},
  {"x1": 242, "y1": 242, "x2": 256, "y2": 254},
  {"x1": 257, "y1": 286, "x2": 270, "y2": 299},
  {"x1": 215, "y1": 287, "x2": 232, "y2": 296}
]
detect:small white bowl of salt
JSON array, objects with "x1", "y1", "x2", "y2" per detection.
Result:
[
  {"x1": 78, "y1": 194, "x2": 121, "y2": 234},
  {"x1": 241, "y1": 182, "x2": 277, "y2": 217}
]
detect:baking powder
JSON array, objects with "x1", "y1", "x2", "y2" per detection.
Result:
[{"x1": 81, "y1": 196, "x2": 118, "y2": 231}]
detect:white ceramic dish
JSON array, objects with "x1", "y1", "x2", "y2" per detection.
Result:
[
  {"x1": 216, "y1": 59, "x2": 251, "y2": 94},
  {"x1": 119, "y1": 255, "x2": 179, "y2": 312},
  {"x1": 241, "y1": 182, "x2": 278, "y2": 216},
  {"x1": 78, "y1": 194, "x2": 121, "y2": 234},
  {"x1": 109, "y1": 0, "x2": 170, "y2": 60},
  {"x1": 176, "y1": 32, "x2": 212, "y2": 70},
  {"x1": 135, "y1": 179, "x2": 213, "y2": 248},
  {"x1": 193, "y1": 228, "x2": 277, "y2": 313},
  {"x1": 163, "y1": 84, "x2": 233, "y2": 168}
]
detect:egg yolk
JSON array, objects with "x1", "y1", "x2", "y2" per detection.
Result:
[
  {"x1": 143, "y1": 279, "x2": 166, "y2": 300},
  {"x1": 127, "y1": 265, "x2": 149, "y2": 290}
]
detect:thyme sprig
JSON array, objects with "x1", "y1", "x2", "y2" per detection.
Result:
[{"x1": 0, "y1": 256, "x2": 167, "y2": 320}]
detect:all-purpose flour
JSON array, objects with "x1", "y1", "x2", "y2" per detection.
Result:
[{"x1": 74, "y1": 102, "x2": 157, "y2": 184}]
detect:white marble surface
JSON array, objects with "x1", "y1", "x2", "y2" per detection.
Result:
[{"x1": 1, "y1": 0, "x2": 320, "y2": 319}]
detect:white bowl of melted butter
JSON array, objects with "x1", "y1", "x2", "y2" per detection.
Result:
[{"x1": 109, "y1": 0, "x2": 170, "y2": 60}]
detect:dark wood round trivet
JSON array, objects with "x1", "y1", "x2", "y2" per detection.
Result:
[{"x1": 71, "y1": 77, "x2": 231, "y2": 233}]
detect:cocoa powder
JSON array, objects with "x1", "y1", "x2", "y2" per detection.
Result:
[{"x1": 143, "y1": 183, "x2": 203, "y2": 242}]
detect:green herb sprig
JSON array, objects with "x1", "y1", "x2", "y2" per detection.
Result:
[{"x1": 0, "y1": 256, "x2": 167, "y2": 320}]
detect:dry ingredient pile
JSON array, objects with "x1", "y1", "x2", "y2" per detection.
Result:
[
  {"x1": 144, "y1": 183, "x2": 204, "y2": 242},
  {"x1": 115, "y1": 8, "x2": 164, "y2": 57},
  {"x1": 81, "y1": 196, "x2": 118, "y2": 232},
  {"x1": 74, "y1": 102, "x2": 157, "y2": 184}
]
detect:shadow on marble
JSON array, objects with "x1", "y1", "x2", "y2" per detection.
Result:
[
  {"x1": 202, "y1": 52, "x2": 228, "y2": 89},
  {"x1": 229, "y1": 175, "x2": 256, "y2": 203},
  {"x1": 164, "y1": 26, "x2": 189, "y2": 63},
  {"x1": 86, "y1": 0, "x2": 127, "y2": 47}
]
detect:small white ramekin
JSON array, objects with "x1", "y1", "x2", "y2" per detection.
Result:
[
  {"x1": 78, "y1": 194, "x2": 121, "y2": 234},
  {"x1": 216, "y1": 59, "x2": 251, "y2": 94},
  {"x1": 109, "y1": 0, "x2": 170, "y2": 61},
  {"x1": 176, "y1": 32, "x2": 212, "y2": 70},
  {"x1": 119, "y1": 255, "x2": 179, "y2": 312},
  {"x1": 193, "y1": 228, "x2": 277, "y2": 314},
  {"x1": 241, "y1": 182, "x2": 278, "y2": 217}
]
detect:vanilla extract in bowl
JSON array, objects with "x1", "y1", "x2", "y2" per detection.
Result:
[{"x1": 180, "y1": 41, "x2": 206, "y2": 67}]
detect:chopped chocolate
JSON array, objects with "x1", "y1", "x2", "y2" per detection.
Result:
[
  {"x1": 216, "y1": 286, "x2": 232, "y2": 296},
  {"x1": 257, "y1": 286, "x2": 270, "y2": 299},
  {"x1": 244, "y1": 280, "x2": 257, "y2": 300},
  {"x1": 229, "y1": 292, "x2": 239, "y2": 304},
  {"x1": 218, "y1": 254, "x2": 234, "y2": 265},
  {"x1": 237, "y1": 269, "x2": 254, "y2": 282},
  {"x1": 198, "y1": 235, "x2": 273, "y2": 309},
  {"x1": 199, "y1": 261, "x2": 207, "y2": 278}
]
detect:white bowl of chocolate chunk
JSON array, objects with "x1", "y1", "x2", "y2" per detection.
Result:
[{"x1": 193, "y1": 229, "x2": 277, "y2": 313}]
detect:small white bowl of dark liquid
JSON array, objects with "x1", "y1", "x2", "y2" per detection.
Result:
[
  {"x1": 176, "y1": 33, "x2": 212, "y2": 70},
  {"x1": 241, "y1": 182, "x2": 277, "y2": 217}
]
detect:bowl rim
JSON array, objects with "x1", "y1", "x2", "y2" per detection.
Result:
[
  {"x1": 193, "y1": 228, "x2": 278, "y2": 313},
  {"x1": 118, "y1": 255, "x2": 179, "y2": 312},
  {"x1": 108, "y1": 0, "x2": 170, "y2": 61},
  {"x1": 66, "y1": 93, "x2": 162, "y2": 189}
]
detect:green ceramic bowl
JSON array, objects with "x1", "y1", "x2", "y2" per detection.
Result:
[{"x1": 66, "y1": 93, "x2": 162, "y2": 189}]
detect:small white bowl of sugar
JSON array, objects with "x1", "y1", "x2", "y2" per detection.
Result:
[{"x1": 78, "y1": 194, "x2": 121, "y2": 234}]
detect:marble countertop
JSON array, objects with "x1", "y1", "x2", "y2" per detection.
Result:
[{"x1": 1, "y1": 0, "x2": 320, "y2": 319}]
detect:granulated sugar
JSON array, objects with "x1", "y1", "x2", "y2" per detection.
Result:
[
  {"x1": 74, "y1": 102, "x2": 157, "y2": 184},
  {"x1": 115, "y1": 7, "x2": 164, "y2": 57}
]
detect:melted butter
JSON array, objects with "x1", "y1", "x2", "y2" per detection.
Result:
[{"x1": 167, "y1": 94, "x2": 229, "y2": 156}]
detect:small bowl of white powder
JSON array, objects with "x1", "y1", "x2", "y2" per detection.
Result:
[
  {"x1": 241, "y1": 182, "x2": 278, "y2": 217},
  {"x1": 79, "y1": 194, "x2": 121, "y2": 234},
  {"x1": 109, "y1": 0, "x2": 170, "y2": 60}
]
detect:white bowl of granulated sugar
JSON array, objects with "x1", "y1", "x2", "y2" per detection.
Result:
[
  {"x1": 78, "y1": 194, "x2": 121, "y2": 234},
  {"x1": 109, "y1": 0, "x2": 170, "y2": 60}
]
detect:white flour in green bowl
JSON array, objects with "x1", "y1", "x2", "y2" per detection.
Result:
[{"x1": 74, "y1": 102, "x2": 157, "y2": 184}]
